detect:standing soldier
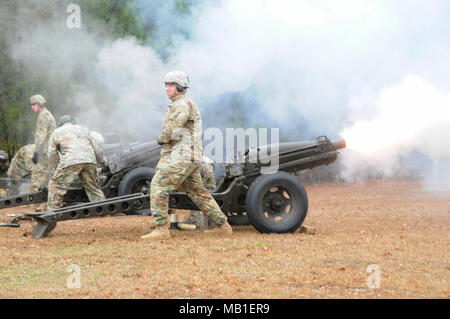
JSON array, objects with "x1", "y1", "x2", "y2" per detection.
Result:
[
  {"x1": 141, "y1": 71, "x2": 232, "y2": 240},
  {"x1": 28, "y1": 94, "x2": 56, "y2": 191},
  {"x1": 46, "y1": 115, "x2": 106, "y2": 210},
  {"x1": 7, "y1": 144, "x2": 35, "y2": 179}
]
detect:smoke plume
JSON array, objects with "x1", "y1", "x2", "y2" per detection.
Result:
[{"x1": 4, "y1": 0, "x2": 450, "y2": 192}]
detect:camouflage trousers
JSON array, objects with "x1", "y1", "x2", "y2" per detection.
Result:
[
  {"x1": 151, "y1": 153, "x2": 226, "y2": 227},
  {"x1": 47, "y1": 163, "x2": 105, "y2": 211},
  {"x1": 29, "y1": 155, "x2": 49, "y2": 192}
]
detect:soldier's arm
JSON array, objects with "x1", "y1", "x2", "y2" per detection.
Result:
[
  {"x1": 47, "y1": 134, "x2": 59, "y2": 174},
  {"x1": 88, "y1": 133, "x2": 105, "y2": 165},
  {"x1": 159, "y1": 102, "x2": 191, "y2": 143},
  {"x1": 34, "y1": 115, "x2": 48, "y2": 154}
]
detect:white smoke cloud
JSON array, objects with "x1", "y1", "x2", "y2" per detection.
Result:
[
  {"x1": 159, "y1": 0, "x2": 450, "y2": 191},
  {"x1": 6, "y1": 2, "x2": 169, "y2": 142},
  {"x1": 93, "y1": 38, "x2": 167, "y2": 139},
  {"x1": 6, "y1": 0, "x2": 450, "y2": 191},
  {"x1": 342, "y1": 75, "x2": 450, "y2": 156},
  {"x1": 340, "y1": 74, "x2": 450, "y2": 190},
  {"x1": 165, "y1": 0, "x2": 450, "y2": 137}
]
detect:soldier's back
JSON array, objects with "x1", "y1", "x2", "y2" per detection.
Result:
[{"x1": 52, "y1": 124, "x2": 96, "y2": 169}]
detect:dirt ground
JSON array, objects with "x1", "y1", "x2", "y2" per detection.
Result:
[{"x1": 0, "y1": 179, "x2": 448, "y2": 298}]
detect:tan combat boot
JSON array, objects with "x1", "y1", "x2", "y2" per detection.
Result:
[
  {"x1": 204, "y1": 221, "x2": 233, "y2": 235},
  {"x1": 141, "y1": 225, "x2": 171, "y2": 240}
]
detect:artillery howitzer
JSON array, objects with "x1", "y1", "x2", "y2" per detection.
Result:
[{"x1": 1, "y1": 136, "x2": 345, "y2": 238}]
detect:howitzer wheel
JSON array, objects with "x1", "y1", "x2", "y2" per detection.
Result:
[
  {"x1": 246, "y1": 171, "x2": 308, "y2": 233},
  {"x1": 118, "y1": 167, "x2": 155, "y2": 215}
]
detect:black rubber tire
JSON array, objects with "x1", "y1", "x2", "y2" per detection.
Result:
[
  {"x1": 118, "y1": 167, "x2": 155, "y2": 215},
  {"x1": 227, "y1": 212, "x2": 250, "y2": 225},
  {"x1": 246, "y1": 171, "x2": 308, "y2": 233}
]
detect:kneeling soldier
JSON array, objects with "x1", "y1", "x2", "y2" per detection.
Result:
[{"x1": 7, "y1": 144, "x2": 35, "y2": 179}]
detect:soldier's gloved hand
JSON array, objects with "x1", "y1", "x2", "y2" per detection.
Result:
[{"x1": 32, "y1": 152, "x2": 39, "y2": 164}]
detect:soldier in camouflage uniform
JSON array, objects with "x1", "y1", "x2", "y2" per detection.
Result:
[
  {"x1": 46, "y1": 115, "x2": 106, "y2": 210},
  {"x1": 6, "y1": 144, "x2": 35, "y2": 179},
  {"x1": 28, "y1": 95, "x2": 57, "y2": 191},
  {"x1": 141, "y1": 71, "x2": 232, "y2": 240}
]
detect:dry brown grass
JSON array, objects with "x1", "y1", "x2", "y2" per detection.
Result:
[{"x1": 0, "y1": 179, "x2": 448, "y2": 298}]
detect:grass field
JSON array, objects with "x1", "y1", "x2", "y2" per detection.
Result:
[{"x1": 0, "y1": 179, "x2": 448, "y2": 298}]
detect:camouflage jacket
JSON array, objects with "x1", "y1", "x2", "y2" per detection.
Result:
[
  {"x1": 34, "y1": 108, "x2": 56, "y2": 156},
  {"x1": 7, "y1": 144, "x2": 35, "y2": 178},
  {"x1": 47, "y1": 123, "x2": 105, "y2": 173},
  {"x1": 159, "y1": 94, "x2": 203, "y2": 161}
]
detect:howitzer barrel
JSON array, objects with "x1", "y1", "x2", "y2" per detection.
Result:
[
  {"x1": 107, "y1": 141, "x2": 161, "y2": 174},
  {"x1": 241, "y1": 136, "x2": 346, "y2": 177},
  {"x1": 122, "y1": 141, "x2": 161, "y2": 163}
]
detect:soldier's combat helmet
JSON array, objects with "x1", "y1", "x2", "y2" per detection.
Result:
[
  {"x1": 58, "y1": 115, "x2": 74, "y2": 127},
  {"x1": 164, "y1": 71, "x2": 190, "y2": 89},
  {"x1": 29, "y1": 94, "x2": 47, "y2": 106}
]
